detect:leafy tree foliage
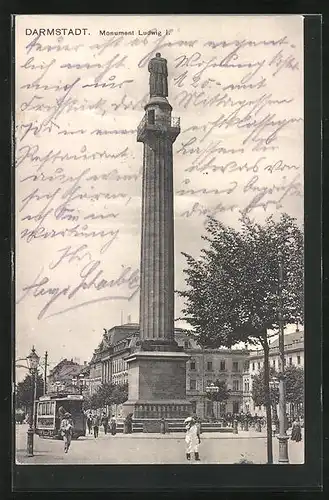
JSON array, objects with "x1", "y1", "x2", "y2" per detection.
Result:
[
  {"x1": 15, "y1": 372, "x2": 44, "y2": 410},
  {"x1": 206, "y1": 379, "x2": 230, "y2": 403},
  {"x1": 178, "y1": 213, "x2": 303, "y2": 463},
  {"x1": 178, "y1": 214, "x2": 303, "y2": 347},
  {"x1": 252, "y1": 367, "x2": 279, "y2": 408},
  {"x1": 252, "y1": 365, "x2": 304, "y2": 407},
  {"x1": 83, "y1": 383, "x2": 128, "y2": 410},
  {"x1": 284, "y1": 365, "x2": 304, "y2": 404}
]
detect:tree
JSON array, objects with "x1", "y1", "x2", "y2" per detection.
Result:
[
  {"x1": 178, "y1": 214, "x2": 303, "y2": 463},
  {"x1": 284, "y1": 365, "x2": 304, "y2": 416},
  {"x1": 205, "y1": 379, "x2": 230, "y2": 403},
  {"x1": 252, "y1": 365, "x2": 304, "y2": 421},
  {"x1": 15, "y1": 372, "x2": 44, "y2": 411},
  {"x1": 84, "y1": 383, "x2": 128, "y2": 410},
  {"x1": 251, "y1": 367, "x2": 280, "y2": 427},
  {"x1": 251, "y1": 367, "x2": 279, "y2": 408}
]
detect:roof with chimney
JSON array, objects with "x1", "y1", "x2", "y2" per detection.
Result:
[{"x1": 48, "y1": 358, "x2": 87, "y2": 381}]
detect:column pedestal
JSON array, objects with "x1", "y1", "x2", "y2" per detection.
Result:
[{"x1": 123, "y1": 350, "x2": 192, "y2": 422}]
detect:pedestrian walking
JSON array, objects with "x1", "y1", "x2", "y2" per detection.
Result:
[
  {"x1": 86, "y1": 414, "x2": 92, "y2": 434},
  {"x1": 92, "y1": 413, "x2": 100, "y2": 438},
  {"x1": 290, "y1": 417, "x2": 302, "y2": 442},
  {"x1": 124, "y1": 413, "x2": 133, "y2": 434},
  {"x1": 110, "y1": 415, "x2": 117, "y2": 435},
  {"x1": 184, "y1": 416, "x2": 201, "y2": 461},
  {"x1": 60, "y1": 412, "x2": 74, "y2": 453},
  {"x1": 101, "y1": 413, "x2": 109, "y2": 435}
]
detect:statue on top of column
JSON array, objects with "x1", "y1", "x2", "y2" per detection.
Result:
[{"x1": 148, "y1": 53, "x2": 168, "y2": 97}]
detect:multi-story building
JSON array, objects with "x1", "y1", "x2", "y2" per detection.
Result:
[
  {"x1": 88, "y1": 323, "x2": 250, "y2": 418},
  {"x1": 175, "y1": 330, "x2": 249, "y2": 418},
  {"x1": 47, "y1": 358, "x2": 89, "y2": 394},
  {"x1": 88, "y1": 324, "x2": 140, "y2": 394},
  {"x1": 242, "y1": 330, "x2": 304, "y2": 415}
]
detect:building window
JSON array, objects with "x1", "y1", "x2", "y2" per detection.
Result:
[
  {"x1": 244, "y1": 361, "x2": 249, "y2": 371},
  {"x1": 233, "y1": 361, "x2": 239, "y2": 372},
  {"x1": 233, "y1": 401, "x2": 240, "y2": 414},
  {"x1": 244, "y1": 381, "x2": 250, "y2": 392},
  {"x1": 190, "y1": 379, "x2": 196, "y2": 390},
  {"x1": 233, "y1": 380, "x2": 239, "y2": 391},
  {"x1": 258, "y1": 362, "x2": 261, "y2": 370},
  {"x1": 252, "y1": 362, "x2": 255, "y2": 371},
  {"x1": 220, "y1": 361, "x2": 226, "y2": 371},
  {"x1": 190, "y1": 361, "x2": 196, "y2": 370},
  {"x1": 207, "y1": 361, "x2": 213, "y2": 372},
  {"x1": 297, "y1": 355, "x2": 301, "y2": 365},
  {"x1": 184, "y1": 341, "x2": 189, "y2": 349},
  {"x1": 289, "y1": 357, "x2": 292, "y2": 366},
  {"x1": 273, "y1": 359, "x2": 276, "y2": 368}
]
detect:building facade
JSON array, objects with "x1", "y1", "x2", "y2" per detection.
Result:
[
  {"x1": 175, "y1": 330, "x2": 249, "y2": 418},
  {"x1": 47, "y1": 358, "x2": 89, "y2": 394},
  {"x1": 242, "y1": 330, "x2": 304, "y2": 416},
  {"x1": 88, "y1": 324, "x2": 250, "y2": 418},
  {"x1": 88, "y1": 324, "x2": 140, "y2": 394}
]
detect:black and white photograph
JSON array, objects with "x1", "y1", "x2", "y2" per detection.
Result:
[{"x1": 14, "y1": 15, "x2": 307, "y2": 469}]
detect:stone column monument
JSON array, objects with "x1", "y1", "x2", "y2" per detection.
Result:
[{"x1": 123, "y1": 53, "x2": 191, "y2": 424}]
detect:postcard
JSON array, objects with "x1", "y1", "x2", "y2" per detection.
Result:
[{"x1": 14, "y1": 15, "x2": 305, "y2": 470}]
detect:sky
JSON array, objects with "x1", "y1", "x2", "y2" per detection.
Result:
[{"x1": 15, "y1": 15, "x2": 304, "y2": 381}]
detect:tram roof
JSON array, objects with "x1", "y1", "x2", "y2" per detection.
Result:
[{"x1": 38, "y1": 393, "x2": 83, "y2": 401}]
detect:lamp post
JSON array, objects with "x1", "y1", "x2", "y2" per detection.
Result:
[
  {"x1": 205, "y1": 382, "x2": 219, "y2": 421},
  {"x1": 26, "y1": 346, "x2": 40, "y2": 457},
  {"x1": 72, "y1": 374, "x2": 84, "y2": 394},
  {"x1": 78, "y1": 373, "x2": 85, "y2": 395},
  {"x1": 72, "y1": 376, "x2": 78, "y2": 393},
  {"x1": 277, "y1": 250, "x2": 289, "y2": 463}
]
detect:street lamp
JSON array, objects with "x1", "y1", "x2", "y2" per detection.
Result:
[
  {"x1": 26, "y1": 346, "x2": 40, "y2": 457},
  {"x1": 206, "y1": 382, "x2": 219, "y2": 420},
  {"x1": 78, "y1": 373, "x2": 85, "y2": 395},
  {"x1": 72, "y1": 374, "x2": 84, "y2": 394},
  {"x1": 277, "y1": 250, "x2": 289, "y2": 463},
  {"x1": 72, "y1": 376, "x2": 78, "y2": 393}
]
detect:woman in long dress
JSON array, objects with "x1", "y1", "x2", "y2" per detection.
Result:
[
  {"x1": 185, "y1": 417, "x2": 201, "y2": 461},
  {"x1": 290, "y1": 417, "x2": 302, "y2": 442},
  {"x1": 110, "y1": 415, "x2": 117, "y2": 436}
]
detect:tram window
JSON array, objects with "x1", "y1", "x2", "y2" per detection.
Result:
[
  {"x1": 50, "y1": 402, "x2": 55, "y2": 415},
  {"x1": 38, "y1": 404, "x2": 42, "y2": 415},
  {"x1": 46, "y1": 402, "x2": 50, "y2": 414}
]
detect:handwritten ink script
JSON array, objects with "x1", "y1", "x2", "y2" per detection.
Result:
[{"x1": 15, "y1": 16, "x2": 303, "y2": 337}]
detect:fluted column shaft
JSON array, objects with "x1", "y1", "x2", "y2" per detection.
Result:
[{"x1": 139, "y1": 134, "x2": 175, "y2": 342}]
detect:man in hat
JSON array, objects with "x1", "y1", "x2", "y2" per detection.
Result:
[
  {"x1": 60, "y1": 412, "x2": 74, "y2": 453},
  {"x1": 184, "y1": 416, "x2": 201, "y2": 461},
  {"x1": 92, "y1": 412, "x2": 100, "y2": 438}
]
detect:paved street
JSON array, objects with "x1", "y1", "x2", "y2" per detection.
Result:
[{"x1": 16, "y1": 424, "x2": 304, "y2": 465}]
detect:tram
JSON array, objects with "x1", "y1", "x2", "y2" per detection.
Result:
[{"x1": 35, "y1": 393, "x2": 86, "y2": 439}]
